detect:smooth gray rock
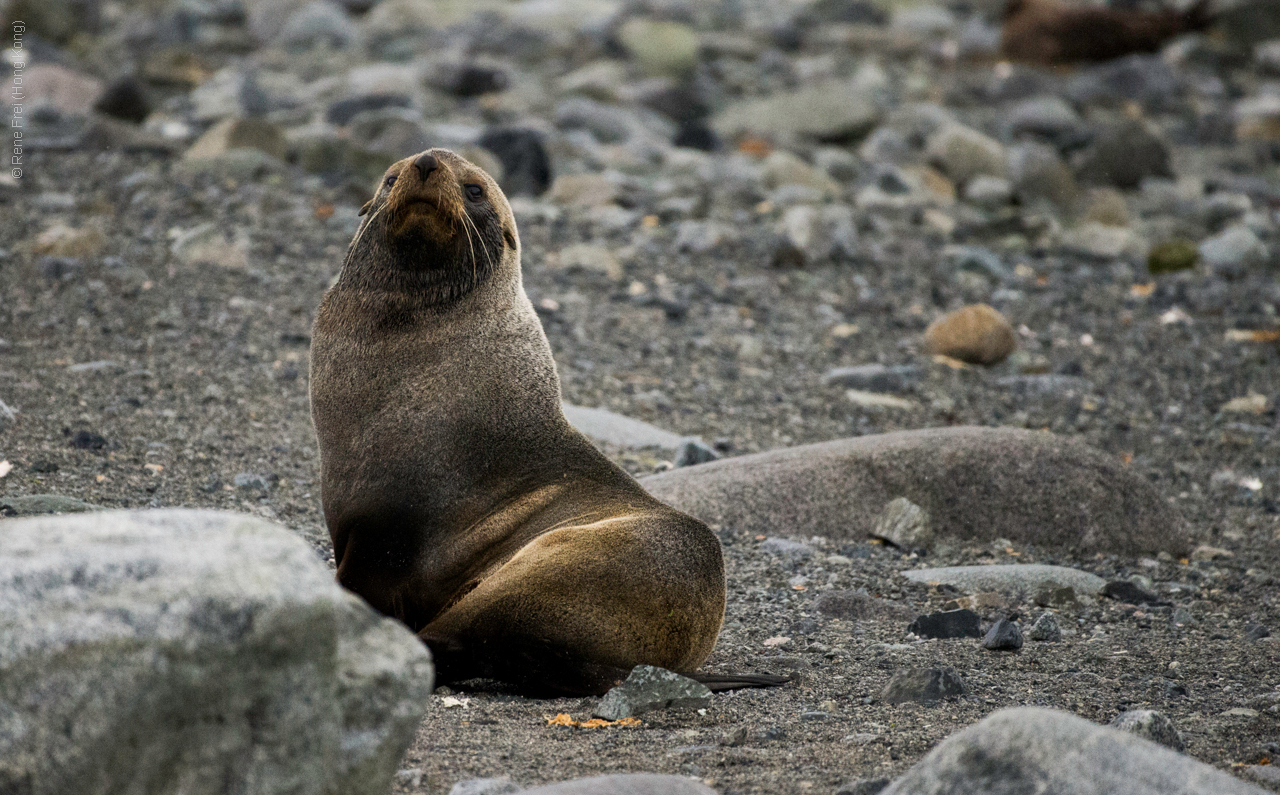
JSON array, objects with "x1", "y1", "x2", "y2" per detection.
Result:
[
  {"x1": 1110, "y1": 710, "x2": 1186, "y2": 751},
  {"x1": 901, "y1": 565, "x2": 1106, "y2": 596},
  {"x1": 1199, "y1": 225, "x2": 1270, "y2": 276},
  {"x1": 562, "y1": 403, "x2": 685, "y2": 451},
  {"x1": 593, "y1": 666, "x2": 711, "y2": 721},
  {"x1": 758, "y1": 538, "x2": 813, "y2": 557},
  {"x1": 641, "y1": 428, "x2": 1191, "y2": 556},
  {"x1": 926, "y1": 123, "x2": 1006, "y2": 185},
  {"x1": 1076, "y1": 120, "x2": 1172, "y2": 190},
  {"x1": 278, "y1": 0, "x2": 358, "y2": 49},
  {"x1": 880, "y1": 667, "x2": 968, "y2": 705},
  {"x1": 0, "y1": 510, "x2": 433, "y2": 795},
  {"x1": 880, "y1": 707, "x2": 1267, "y2": 795},
  {"x1": 1005, "y1": 95, "x2": 1089, "y2": 149},
  {"x1": 711, "y1": 81, "x2": 880, "y2": 142},
  {"x1": 522, "y1": 775, "x2": 718, "y2": 795},
  {"x1": 871, "y1": 497, "x2": 932, "y2": 550},
  {"x1": 0, "y1": 494, "x2": 100, "y2": 516}
]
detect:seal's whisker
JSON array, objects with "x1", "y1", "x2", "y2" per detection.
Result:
[
  {"x1": 463, "y1": 211, "x2": 494, "y2": 274},
  {"x1": 458, "y1": 210, "x2": 478, "y2": 283}
]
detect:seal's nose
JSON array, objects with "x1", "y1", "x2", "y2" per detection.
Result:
[{"x1": 413, "y1": 152, "x2": 439, "y2": 181}]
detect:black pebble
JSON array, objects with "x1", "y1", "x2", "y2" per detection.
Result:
[
  {"x1": 71, "y1": 431, "x2": 107, "y2": 450},
  {"x1": 93, "y1": 76, "x2": 151, "y2": 124},
  {"x1": 478, "y1": 127, "x2": 552, "y2": 197},
  {"x1": 436, "y1": 64, "x2": 509, "y2": 97},
  {"x1": 673, "y1": 120, "x2": 718, "y2": 151}
]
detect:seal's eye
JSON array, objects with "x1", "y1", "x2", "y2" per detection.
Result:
[
  {"x1": 465, "y1": 184, "x2": 484, "y2": 202},
  {"x1": 384, "y1": 175, "x2": 397, "y2": 188}
]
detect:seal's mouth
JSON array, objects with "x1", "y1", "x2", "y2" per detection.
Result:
[{"x1": 387, "y1": 186, "x2": 460, "y2": 246}]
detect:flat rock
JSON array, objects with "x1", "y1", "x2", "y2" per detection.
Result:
[
  {"x1": 822, "y1": 364, "x2": 922, "y2": 393},
  {"x1": 641, "y1": 427, "x2": 1192, "y2": 556},
  {"x1": 562, "y1": 403, "x2": 684, "y2": 451},
  {"x1": 880, "y1": 707, "x2": 1267, "y2": 795},
  {"x1": 711, "y1": 81, "x2": 880, "y2": 143},
  {"x1": 185, "y1": 117, "x2": 287, "y2": 162},
  {"x1": 879, "y1": 667, "x2": 968, "y2": 705},
  {"x1": 0, "y1": 509, "x2": 433, "y2": 795},
  {"x1": 0, "y1": 494, "x2": 100, "y2": 516},
  {"x1": 593, "y1": 666, "x2": 711, "y2": 721},
  {"x1": 902, "y1": 565, "x2": 1106, "y2": 596},
  {"x1": 522, "y1": 775, "x2": 718, "y2": 795},
  {"x1": 450, "y1": 778, "x2": 524, "y2": 795}
]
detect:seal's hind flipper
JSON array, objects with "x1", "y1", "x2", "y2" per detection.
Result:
[
  {"x1": 690, "y1": 672, "x2": 793, "y2": 691},
  {"x1": 421, "y1": 630, "x2": 632, "y2": 697}
]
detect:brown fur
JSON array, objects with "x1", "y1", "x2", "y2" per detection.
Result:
[
  {"x1": 309, "y1": 149, "x2": 726, "y2": 696},
  {"x1": 1000, "y1": 0, "x2": 1212, "y2": 65}
]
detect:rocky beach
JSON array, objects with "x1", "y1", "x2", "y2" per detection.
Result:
[{"x1": 1, "y1": 0, "x2": 1279, "y2": 792}]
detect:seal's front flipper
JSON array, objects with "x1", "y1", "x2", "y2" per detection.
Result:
[{"x1": 690, "y1": 672, "x2": 793, "y2": 691}]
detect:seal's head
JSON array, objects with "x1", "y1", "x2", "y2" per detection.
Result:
[{"x1": 343, "y1": 148, "x2": 519, "y2": 305}]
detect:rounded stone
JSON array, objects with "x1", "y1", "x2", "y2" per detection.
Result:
[{"x1": 924, "y1": 304, "x2": 1017, "y2": 365}]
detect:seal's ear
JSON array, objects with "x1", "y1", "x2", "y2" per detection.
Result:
[{"x1": 359, "y1": 200, "x2": 374, "y2": 217}]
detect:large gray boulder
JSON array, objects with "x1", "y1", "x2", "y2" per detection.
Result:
[
  {"x1": 880, "y1": 707, "x2": 1267, "y2": 795},
  {"x1": 0, "y1": 509, "x2": 433, "y2": 795},
  {"x1": 640, "y1": 427, "x2": 1191, "y2": 556}
]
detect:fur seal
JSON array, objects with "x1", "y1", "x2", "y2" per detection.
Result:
[
  {"x1": 1000, "y1": 0, "x2": 1211, "y2": 65},
  {"x1": 309, "y1": 149, "x2": 731, "y2": 696}
]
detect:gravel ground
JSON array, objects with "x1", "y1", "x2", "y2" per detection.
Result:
[
  {"x1": 4, "y1": 0, "x2": 1280, "y2": 789},
  {"x1": 1, "y1": 146, "x2": 1278, "y2": 793}
]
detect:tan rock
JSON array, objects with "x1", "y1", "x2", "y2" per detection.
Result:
[
  {"x1": 2, "y1": 64, "x2": 103, "y2": 115},
  {"x1": 1084, "y1": 188, "x2": 1131, "y2": 227},
  {"x1": 924, "y1": 304, "x2": 1016, "y2": 365},
  {"x1": 546, "y1": 173, "x2": 619, "y2": 208},
  {"x1": 185, "y1": 118, "x2": 287, "y2": 161},
  {"x1": 34, "y1": 223, "x2": 105, "y2": 258}
]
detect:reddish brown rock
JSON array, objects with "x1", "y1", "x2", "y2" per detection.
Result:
[{"x1": 1000, "y1": 0, "x2": 1212, "y2": 65}]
